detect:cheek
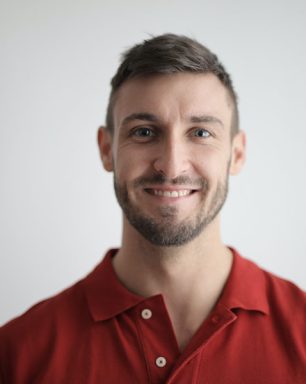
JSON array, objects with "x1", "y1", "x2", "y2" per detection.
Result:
[
  {"x1": 194, "y1": 148, "x2": 229, "y2": 181},
  {"x1": 114, "y1": 147, "x2": 151, "y2": 182}
]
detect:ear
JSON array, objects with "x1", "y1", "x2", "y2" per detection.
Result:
[
  {"x1": 229, "y1": 130, "x2": 246, "y2": 175},
  {"x1": 97, "y1": 126, "x2": 113, "y2": 172}
]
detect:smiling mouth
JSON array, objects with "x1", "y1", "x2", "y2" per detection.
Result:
[{"x1": 145, "y1": 189, "x2": 196, "y2": 198}]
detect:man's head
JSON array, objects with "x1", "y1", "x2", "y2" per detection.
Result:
[
  {"x1": 106, "y1": 33, "x2": 239, "y2": 138},
  {"x1": 98, "y1": 34, "x2": 245, "y2": 247}
]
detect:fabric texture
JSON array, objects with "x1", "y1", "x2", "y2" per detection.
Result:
[{"x1": 0, "y1": 248, "x2": 305, "y2": 383}]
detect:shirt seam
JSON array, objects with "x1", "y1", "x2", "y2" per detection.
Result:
[{"x1": 193, "y1": 348, "x2": 202, "y2": 384}]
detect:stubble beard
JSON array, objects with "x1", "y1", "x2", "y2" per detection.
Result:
[{"x1": 114, "y1": 172, "x2": 229, "y2": 247}]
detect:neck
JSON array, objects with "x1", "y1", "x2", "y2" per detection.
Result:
[{"x1": 112, "y1": 216, "x2": 233, "y2": 351}]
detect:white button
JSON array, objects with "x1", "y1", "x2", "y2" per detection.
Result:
[
  {"x1": 156, "y1": 356, "x2": 167, "y2": 367},
  {"x1": 211, "y1": 315, "x2": 220, "y2": 324},
  {"x1": 141, "y1": 309, "x2": 152, "y2": 319}
]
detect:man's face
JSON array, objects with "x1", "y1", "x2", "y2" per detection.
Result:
[{"x1": 99, "y1": 73, "x2": 245, "y2": 246}]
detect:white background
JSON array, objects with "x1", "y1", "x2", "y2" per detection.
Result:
[{"x1": 1, "y1": 0, "x2": 305, "y2": 325}]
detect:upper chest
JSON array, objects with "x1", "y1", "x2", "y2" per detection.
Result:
[{"x1": 12, "y1": 295, "x2": 305, "y2": 384}]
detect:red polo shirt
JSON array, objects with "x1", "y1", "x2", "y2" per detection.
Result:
[{"x1": 0, "y1": 248, "x2": 305, "y2": 383}]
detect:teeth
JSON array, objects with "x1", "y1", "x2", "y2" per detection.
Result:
[{"x1": 153, "y1": 190, "x2": 191, "y2": 197}]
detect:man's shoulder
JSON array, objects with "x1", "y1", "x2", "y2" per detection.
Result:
[
  {"x1": 224, "y1": 249, "x2": 305, "y2": 316},
  {"x1": 0, "y1": 254, "x2": 116, "y2": 381},
  {"x1": 258, "y1": 261, "x2": 305, "y2": 303},
  {"x1": 241, "y1": 254, "x2": 306, "y2": 321},
  {"x1": 263, "y1": 264, "x2": 306, "y2": 324},
  {"x1": 0, "y1": 250, "x2": 117, "y2": 348},
  {"x1": 0, "y1": 272, "x2": 100, "y2": 383},
  {"x1": 226, "y1": 250, "x2": 306, "y2": 362},
  {"x1": 0, "y1": 278, "x2": 86, "y2": 344}
]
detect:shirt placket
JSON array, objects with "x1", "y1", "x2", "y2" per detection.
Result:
[
  {"x1": 134, "y1": 295, "x2": 180, "y2": 384},
  {"x1": 166, "y1": 304, "x2": 237, "y2": 383}
]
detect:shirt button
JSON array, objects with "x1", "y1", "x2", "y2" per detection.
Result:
[
  {"x1": 211, "y1": 315, "x2": 220, "y2": 324},
  {"x1": 141, "y1": 309, "x2": 152, "y2": 319},
  {"x1": 156, "y1": 356, "x2": 167, "y2": 367}
]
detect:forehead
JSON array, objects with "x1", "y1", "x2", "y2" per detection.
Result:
[{"x1": 113, "y1": 72, "x2": 233, "y2": 129}]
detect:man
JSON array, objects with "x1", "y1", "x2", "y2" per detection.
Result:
[{"x1": 0, "y1": 34, "x2": 305, "y2": 383}]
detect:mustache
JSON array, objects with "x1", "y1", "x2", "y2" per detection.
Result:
[{"x1": 133, "y1": 173, "x2": 208, "y2": 189}]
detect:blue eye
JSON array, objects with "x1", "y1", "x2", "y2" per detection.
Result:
[
  {"x1": 193, "y1": 128, "x2": 210, "y2": 138},
  {"x1": 133, "y1": 127, "x2": 155, "y2": 137}
]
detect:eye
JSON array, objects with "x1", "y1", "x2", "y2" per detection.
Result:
[
  {"x1": 132, "y1": 127, "x2": 156, "y2": 138},
  {"x1": 133, "y1": 127, "x2": 155, "y2": 137},
  {"x1": 192, "y1": 128, "x2": 211, "y2": 138}
]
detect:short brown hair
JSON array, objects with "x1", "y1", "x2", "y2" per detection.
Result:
[{"x1": 105, "y1": 33, "x2": 239, "y2": 136}]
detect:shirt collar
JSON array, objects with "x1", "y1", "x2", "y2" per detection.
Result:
[
  {"x1": 219, "y1": 247, "x2": 270, "y2": 315},
  {"x1": 83, "y1": 247, "x2": 269, "y2": 322},
  {"x1": 83, "y1": 249, "x2": 146, "y2": 321}
]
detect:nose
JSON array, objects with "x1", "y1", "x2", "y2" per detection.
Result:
[{"x1": 153, "y1": 136, "x2": 190, "y2": 179}]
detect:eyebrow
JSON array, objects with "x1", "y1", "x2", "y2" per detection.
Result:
[
  {"x1": 120, "y1": 112, "x2": 223, "y2": 128},
  {"x1": 121, "y1": 113, "x2": 160, "y2": 127},
  {"x1": 189, "y1": 115, "x2": 224, "y2": 128}
]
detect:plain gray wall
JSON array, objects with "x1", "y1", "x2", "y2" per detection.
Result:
[{"x1": 1, "y1": 0, "x2": 305, "y2": 325}]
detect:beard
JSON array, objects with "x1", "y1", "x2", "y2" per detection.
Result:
[{"x1": 114, "y1": 170, "x2": 229, "y2": 247}]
